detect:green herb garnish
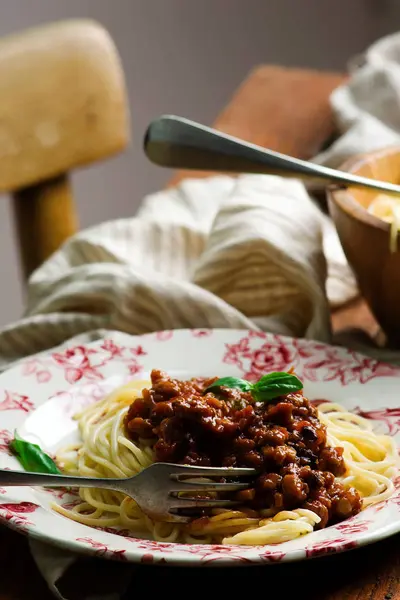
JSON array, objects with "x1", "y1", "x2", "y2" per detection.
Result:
[
  {"x1": 9, "y1": 431, "x2": 61, "y2": 474},
  {"x1": 206, "y1": 377, "x2": 252, "y2": 394},
  {"x1": 205, "y1": 371, "x2": 303, "y2": 403}
]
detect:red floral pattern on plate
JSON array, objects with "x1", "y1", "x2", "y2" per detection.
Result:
[
  {"x1": 310, "y1": 399, "x2": 330, "y2": 407},
  {"x1": 0, "y1": 502, "x2": 38, "y2": 529},
  {"x1": 224, "y1": 334, "x2": 297, "y2": 381},
  {"x1": 100, "y1": 339, "x2": 126, "y2": 358},
  {"x1": 99, "y1": 341, "x2": 146, "y2": 375},
  {"x1": 76, "y1": 537, "x2": 127, "y2": 561},
  {"x1": 125, "y1": 355, "x2": 144, "y2": 376},
  {"x1": 59, "y1": 499, "x2": 82, "y2": 510},
  {"x1": 96, "y1": 526, "x2": 133, "y2": 538},
  {"x1": 305, "y1": 538, "x2": 357, "y2": 558},
  {"x1": 192, "y1": 330, "x2": 213, "y2": 338},
  {"x1": 369, "y1": 500, "x2": 388, "y2": 514},
  {"x1": 154, "y1": 330, "x2": 174, "y2": 341},
  {"x1": 125, "y1": 538, "x2": 179, "y2": 553},
  {"x1": 200, "y1": 554, "x2": 254, "y2": 565},
  {"x1": 122, "y1": 537, "x2": 252, "y2": 558},
  {"x1": 140, "y1": 554, "x2": 167, "y2": 564},
  {"x1": 0, "y1": 512, "x2": 32, "y2": 529},
  {"x1": 299, "y1": 343, "x2": 399, "y2": 385},
  {"x1": 52, "y1": 346, "x2": 107, "y2": 384},
  {"x1": 390, "y1": 495, "x2": 400, "y2": 509},
  {"x1": 260, "y1": 550, "x2": 286, "y2": 563},
  {"x1": 21, "y1": 340, "x2": 147, "y2": 384},
  {"x1": 0, "y1": 330, "x2": 399, "y2": 566},
  {"x1": 0, "y1": 391, "x2": 34, "y2": 413},
  {"x1": 42, "y1": 487, "x2": 79, "y2": 500},
  {"x1": 0, "y1": 429, "x2": 12, "y2": 454},
  {"x1": 223, "y1": 332, "x2": 400, "y2": 385},
  {"x1": 0, "y1": 502, "x2": 39, "y2": 513},
  {"x1": 130, "y1": 345, "x2": 146, "y2": 356},
  {"x1": 352, "y1": 407, "x2": 400, "y2": 436},
  {"x1": 335, "y1": 518, "x2": 371, "y2": 535},
  {"x1": 389, "y1": 479, "x2": 400, "y2": 508},
  {"x1": 59, "y1": 382, "x2": 115, "y2": 418},
  {"x1": 21, "y1": 359, "x2": 52, "y2": 383}
]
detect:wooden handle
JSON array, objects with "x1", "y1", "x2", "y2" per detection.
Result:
[
  {"x1": 0, "y1": 19, "x2": 130, "y2": 278},
  {"x1": 0, "y1": 20, "x2": 129, "y2": 193},
  {"x1": 12, "y1": 175, "x2": 78, "y2": 278}
]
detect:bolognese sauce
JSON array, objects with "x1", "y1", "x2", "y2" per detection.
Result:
[{"x1": 125, "y1": 369, "x2": 362, "y2": 528}]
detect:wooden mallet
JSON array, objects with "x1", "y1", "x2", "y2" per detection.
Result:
[{"x1": 0, "y1": 19, "x2": 130, "y2": 278}]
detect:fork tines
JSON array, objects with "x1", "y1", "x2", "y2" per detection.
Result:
[
  {"x1": 166, "y1": 463, "x2": 256, "y2": 513},
  {"x1": 169, "y1": 464, "x2": 256, "y2": 480}
]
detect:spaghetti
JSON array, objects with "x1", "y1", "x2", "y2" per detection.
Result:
[
  {"x1": 368, "y1": 194, "x2": 400, "y2": 252},
  {"x1": 54, "y1": 373, "x2": 398, "y2": 546}
]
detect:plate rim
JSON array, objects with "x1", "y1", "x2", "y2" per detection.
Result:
[{"x1": 0, "y1": 328, "x2": 399, "y2": 566}]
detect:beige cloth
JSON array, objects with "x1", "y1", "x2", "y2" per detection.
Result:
[
  {"x1": 2, "y1": 29, "x2": 400, "y2": 600},
  {"x1": 0, "y1": 174, "x2": 356, "y2": 373}
]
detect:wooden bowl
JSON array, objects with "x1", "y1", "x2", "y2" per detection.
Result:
[{"x1": 327, "y1": 147, "x2": 400, "y2": 346}]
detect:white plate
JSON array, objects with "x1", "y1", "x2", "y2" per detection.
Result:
[{"x1": 0, "y1": 329, "x2": 399, "y2": 565}]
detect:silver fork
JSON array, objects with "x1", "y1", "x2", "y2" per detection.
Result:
[{"x1": 0, "y1": 463, "x2": 256, "y2": 523}]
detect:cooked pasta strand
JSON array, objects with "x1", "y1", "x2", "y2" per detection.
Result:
[{"x1": 53, "y1": 381, "x2": 398, "y2": 546}]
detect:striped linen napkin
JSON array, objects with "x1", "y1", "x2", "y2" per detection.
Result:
[{"x1": 0, "y1": 173, "x2": 356, "y2": 374}]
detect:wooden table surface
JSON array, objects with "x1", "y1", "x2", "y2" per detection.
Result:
[{"x1": 1, "y1": 66, "x2": 399, "y2": 599}]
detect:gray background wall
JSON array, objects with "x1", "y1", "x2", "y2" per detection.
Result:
[{"x1": 0, "y1": 0, "x2": 397, "y2": 325}]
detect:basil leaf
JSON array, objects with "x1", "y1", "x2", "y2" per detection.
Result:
[
  {"x1": 10, "y1": 432, "x2": 60, "y2": 474},
  {"x1": 252, "y1": 372, "x2": 303, "y2": 402},
  {"x1": 203, "y1": 372, "x2": 303, "y2": 403},
  {"x1": 204, "y1": 377, "x2": 252, "y2": 394}
]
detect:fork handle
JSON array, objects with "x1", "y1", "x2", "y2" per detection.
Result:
[
  {"x1": 0, "y1": 468, "x2": 123, "y2": 490},
  {"x1": 144, "y1": 115, "x2": 400, "y2": 196}
]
